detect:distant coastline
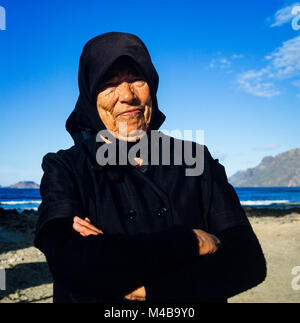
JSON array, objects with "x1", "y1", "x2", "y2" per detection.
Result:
[
  {"x1": 0, "y1": 181, "x2": 40, "y2": 189},
  {"x1": 229, "y1": 148, "x2": 300, "y2": 187}
]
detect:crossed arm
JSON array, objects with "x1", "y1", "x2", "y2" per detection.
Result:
[
  {"x1": 37, "y1": 152, "x2": 266, "y2": 302},
  {"x1": 72, "y1": 216, "x2": 222, "y2": 301}
]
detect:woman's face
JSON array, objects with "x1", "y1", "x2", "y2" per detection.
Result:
[{"x1": 96, "y1": 62, "x2": 153, "y2": 141}]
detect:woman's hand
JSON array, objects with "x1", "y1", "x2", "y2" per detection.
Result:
[
  {"x1": 192, "y1": 229, "x2": 222, "y2": 256},
  {"x1": 72, "y1": 217, "x2": 146, "y2": 301},
  {"x1": 123, "y1": 286, "x2": 146, "y2": 301},
  {"x1": 72, "y1": 216, "x2": 104, "y2": 236}
]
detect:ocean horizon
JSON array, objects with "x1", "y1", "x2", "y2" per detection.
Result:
[{"x1": 1, "y1": 187, "x2": 300, "y2": 213}]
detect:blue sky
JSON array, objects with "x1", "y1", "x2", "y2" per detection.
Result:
[{"x1": 0, "y1": 0, "x2": 300, "y2": 186}]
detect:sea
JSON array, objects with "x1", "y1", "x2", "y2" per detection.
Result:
[
  {"x1": 0, "y1": 188, "x2": 41, "y2": 212},
  {"x1": 0, "y1": 187, "x2": 300, "y2": 213}
]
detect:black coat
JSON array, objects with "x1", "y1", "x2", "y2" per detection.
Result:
[{"x1": 34, "y1": 32, "x2": 266, "y2": 303}]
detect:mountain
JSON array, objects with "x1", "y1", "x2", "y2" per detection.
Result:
[
  {"x1": 9, "y1": 181, "x2": 40, "y2": 189},
  {"x1": 229, "y1": 148, "x2": 300, "y2": 187}
]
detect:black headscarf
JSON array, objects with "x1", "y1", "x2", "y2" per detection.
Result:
[{"x1": 66, "y1": 32, "x2": 166, "y2": 145}]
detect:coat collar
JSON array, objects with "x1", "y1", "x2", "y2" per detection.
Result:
[{"x1": 81, "y1": 130, "x2": 149, "y2": 181}]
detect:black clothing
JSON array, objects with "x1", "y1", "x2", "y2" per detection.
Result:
[
  {"x1": 34, "y1": 32, "x2": 266, "y2": 303},
  {"x1": 145, "y1": 225, "x2": 266, "y2": 302},
  {"x1": 39, "y1": 219, "x2": 265, "y2": 303},
  {"x1": 38, "y1": 218, "x2": 199, "y2": 303}
]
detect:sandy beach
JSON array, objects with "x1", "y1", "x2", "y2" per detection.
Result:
[
  {"x1": 229, "y1": 212, "x2": 300, "y2": 303},
  {"x1": 0, "y1": 207, "x2": 299, "y2": 303}
]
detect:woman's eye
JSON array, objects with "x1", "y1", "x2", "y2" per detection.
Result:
[
  {"x1": 104, "y1": 83, "x2": 117, "y2": 89},
  {"x1": 133, "y1": 79, "x2": 145, "y2": 87},
  {"x1": 100, "y1": 84, "x2": 116, "y2": 95}
]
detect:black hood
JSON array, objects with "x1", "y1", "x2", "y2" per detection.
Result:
[{"x1": 66, "y1": 32, "x2": 166, "y2": 145}]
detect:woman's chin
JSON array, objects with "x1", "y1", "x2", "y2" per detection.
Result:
[{"x1": 114, "y1": 128, "x2": 147, "y2": 142}]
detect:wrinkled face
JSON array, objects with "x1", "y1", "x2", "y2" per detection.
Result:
[{"x1": 96, "y1": 59, "x2": 153, "y2": 141}]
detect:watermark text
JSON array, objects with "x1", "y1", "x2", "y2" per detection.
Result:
[
  {"x1": 0, "y1": 268, "x2": 5, "y2": 290},
  {"x1": 95, "y1": 124, "x2": 205, "y2": 177},
  {"x1": 0, "y1": 6, "x2": 6, "y2": 31},
  {"x1": 292, "y1": 5, "x2": 300, "y2": 31},
  {"x1": 291, "y1": 266, "x2": 300, "y2": 291}
]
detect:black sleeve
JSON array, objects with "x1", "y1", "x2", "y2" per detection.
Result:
[
  {"x1": 145, "y1": 147, "x2": 266, "y2": 302},
  {"x1": 34, "y1": 152, "x2": 199, "y2": 299},
  {"x1": 205, "y1": 146, "x2": 251, "y2": 234},
  {"x1": 38, "y1": 217, "x2": 199, "y2": 300},
  {"x1": 145, "y1": 224, "x2": 267, "y2": 302}
]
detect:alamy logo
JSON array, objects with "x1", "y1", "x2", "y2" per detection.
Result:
[
  {"x1": 95, "y1": 124, "x2": 205, "y2": 177},
  {"x1": 0, "y1": 268, "x2": 5, "y2": 290},
  {"x1": 292, "y1": 5, "x2": 300, "y2": 31},
  {"x1": 291, "y1": 266, "x2": 300, "y2": 291},
  {"x1": 0, "y1": 6, "x2": 6, "y2": 30}
]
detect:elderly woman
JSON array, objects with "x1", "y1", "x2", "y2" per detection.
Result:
[{"x1": 34, "y1": 32, "x2": 266, "y2": 303}]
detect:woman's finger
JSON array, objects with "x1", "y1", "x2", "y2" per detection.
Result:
[
  {"x1": 124, "y1": 286, "x2": 146, "y2": 301},
  {"x1": 74, "y1": 216, "x2": 103, "y2": 233},
  {"x1": 73, "y1": 217, "x2": 104, "y2": 234},
  {"x1": 73, "y1": 222, "x2": 99, "y2": 236}
]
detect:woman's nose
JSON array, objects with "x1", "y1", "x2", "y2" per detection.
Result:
[{"x1": 117, "y1": 82, "x2": 135, "y2": 103}]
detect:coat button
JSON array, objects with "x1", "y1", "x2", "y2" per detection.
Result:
[
  {"x1": 156, "y1": 207, "x2": 168, "y2": 217},
  {"x1": 128, "y1": 209, "x2": 137, "y2": 220}
]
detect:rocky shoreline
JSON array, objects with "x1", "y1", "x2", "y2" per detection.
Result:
[
  {"x1": 0, "y1": 206, "x2": 300, "y2": 303},
  {"x1": 0, "y1": 208, "x2": 52, "y2": 303}
]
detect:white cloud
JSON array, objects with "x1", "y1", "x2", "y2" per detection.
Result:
[
  {"x1": 209, "y1": 57, "x2": 231, "y2": 70},
  {"x1": 209, "y1": 52, "x2": 244, "y2": 69},
  {"x1": 265, "y1": 36, "x2": 300, "y2": 78},
  {"x1": 270, "y1": 3, "x2": 300, "y2": 27},
  {"x1": 238, "y1": 69, "x2": 281, "y2": 98},
  {"x1": 238, "y1": 36, "x2": 300, "y2": 98}
]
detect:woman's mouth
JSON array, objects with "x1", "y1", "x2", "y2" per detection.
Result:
[{"x1": 118, "y1": 109, "x2": 143, "y2": 117}]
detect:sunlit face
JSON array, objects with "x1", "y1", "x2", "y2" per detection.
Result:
[{"x1": 96, "y1": 60, "x2": 153, "y2": 141}]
